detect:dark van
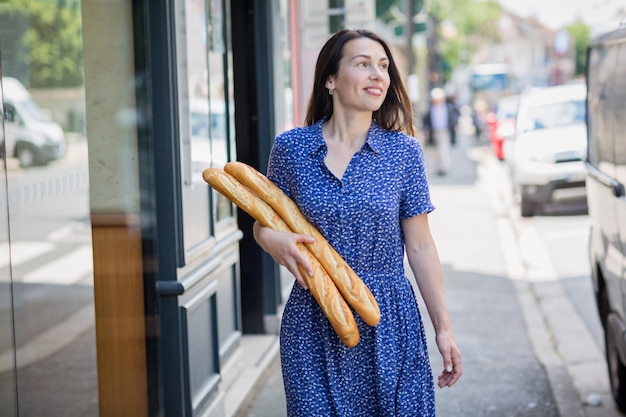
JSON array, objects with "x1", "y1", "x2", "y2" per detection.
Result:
[{"x1": 586, "y1": 26, "x2": 626, "y2": 412}]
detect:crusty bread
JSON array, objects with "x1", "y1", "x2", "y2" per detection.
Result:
[
  {"x1": 202, "y1": 168, "x2": 360, "y2": 347},
  {"x1": 224, "y1": 161, "x2": 381, "y2": 327}
]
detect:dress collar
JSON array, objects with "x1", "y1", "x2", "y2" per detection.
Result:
[{"x1": 306, "y1": 117, "x2": 384, "y2": 157}]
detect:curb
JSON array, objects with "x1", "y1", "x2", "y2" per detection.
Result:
[{"x1": 480, "y1": 148, "x2": 613, "y2": 416}]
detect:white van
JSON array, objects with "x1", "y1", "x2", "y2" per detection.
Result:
[
  {"x1": 1, "y1": 77, "x2": 66, "y2": 167},
  {"x1": 586, "y1": 26, "x2": 626, "y2": 412}
]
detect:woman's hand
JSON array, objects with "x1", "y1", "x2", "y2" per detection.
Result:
[
  {"x1": 254, "y1": 223, "x2": 315, "y2": 289},
  {"x1": 435, "y1": 331, "x2": 462, "y2": 388}
]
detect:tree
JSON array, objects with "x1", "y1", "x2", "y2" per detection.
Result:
[
  {"x1": 565, "y1": 20, "x2": 590, "y2": 77},
  {"x1": 0, "y1": 0, "x2": 83, "y2": 88},
  {"x1": 425, "y1": 0, "x2": 502, "y2": 82}
]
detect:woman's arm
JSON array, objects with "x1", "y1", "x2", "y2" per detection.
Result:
[
  {"x1": 253, "y1": 221, "x2": 315, "y2": 289},
  {"x1": 401, "y1": 213, "x2": 462, "y2": 388}
]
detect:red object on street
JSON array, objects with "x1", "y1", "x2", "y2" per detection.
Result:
[{"x1": 487, "y1": 94, "x2": 519, "y2": 160}]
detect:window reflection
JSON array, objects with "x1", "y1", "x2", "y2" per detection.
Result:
[
  {"x1": 207, "y1": 0, "x2": 232, "y2": 223},
  {"x1": 0, "y1": 73, "x2": 18, "y2": 417},
  {"x1": 274, "y1": 0, "x2": 294, "y2": 132},
  {"x1": 0, "y1": 2, "x2": 97, "y2": 416},
  {"x1": 2, "y1": 77, "x2": 66, "y2": 168}
]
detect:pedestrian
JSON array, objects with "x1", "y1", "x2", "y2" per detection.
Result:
[
  {"x1": 422, "y1": 87, "x2": 459, "y2": 176},
  {"x1": 253, "y1": 29, "x2": 462, "y2": 416},
  {"x1": 445, "y1": 89, "x2": 461, "y2": 146}
]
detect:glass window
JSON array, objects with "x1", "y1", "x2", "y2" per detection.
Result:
[
  {"x1": 208, "y1": 0, "x2": 234, "y2": 224},
  {"x1": 612, "y1": 44, "x2": 626, "y2": 168},
  {"x1": 273, "y1": 0, "x2": 295, "y2": 132},
  {"x1": 587, "y1": 43, "x2": 618, "y2": 170},
  {"x1": 0, "y1": 73, "x2": 17, "y2": 417},
  {"x1": 524, "y1": 99, "x2": 585, "y2": 131},
  {"x1": 0, "y1": 2, "x2": 98, "y2": 415}
]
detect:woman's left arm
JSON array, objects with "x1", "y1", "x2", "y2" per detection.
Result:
[{"x1": 401, "y1": 213, "x2": 462, "y2": 388}]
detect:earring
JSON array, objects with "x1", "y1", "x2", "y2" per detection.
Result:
[{"x1": 328, "y1": 89, "x2": 334, "y2": 95}]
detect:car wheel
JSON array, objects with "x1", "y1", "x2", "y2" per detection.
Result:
[
  {"x1": 606, "y1": 321, "x2": 626, "y2": 412},
  {"x1": 520, "y1": 197, "x2": 535, "y2": 217},
  {"x1": 16, "y1": 143, "x2": 36, "y2": 168}
]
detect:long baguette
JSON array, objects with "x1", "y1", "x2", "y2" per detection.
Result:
[
  {"x1": 224, "y1": 161, "x2": 380, "y2": 327},
  {"x1": 202, "y1": 168, "x2": 360, "y2": 348}
]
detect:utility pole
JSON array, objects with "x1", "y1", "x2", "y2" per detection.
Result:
[{"x1": 404, "y1": 0, "x2": 414, "y2": 75}]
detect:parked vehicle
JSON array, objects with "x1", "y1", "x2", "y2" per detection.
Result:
[
  {"x1": 506, "y1": 83, "x2": 587, "y2": 217},
  {"x1": 1, "y1": 77, "x2": 66, "y2": 167},
  {"x1": 486, "y1": 94, "x2": 519, "y2": 160},
  {"x1": 585, "y1": 26, "x2": 626, "y2": 412}
]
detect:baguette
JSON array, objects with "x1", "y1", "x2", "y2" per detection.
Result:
[
  {"x1": 224, "y1": 161, "x2": 380, "y2": 327},
  {"x1": 202, "y1": 168, "x2": 360, "y2": 347}
]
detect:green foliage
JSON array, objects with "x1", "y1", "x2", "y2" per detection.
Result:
[
  {"x1": 427, "y1": 0, "x2": 502, "y2": 80},
  {"x1": 565, "y1": 20, "x2": 590, "y2": 76},
  {"x1": 0, "y1": 0, "x2": 83, "y2": 88}
]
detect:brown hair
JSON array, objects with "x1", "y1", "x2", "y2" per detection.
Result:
[{"x1": 304, "y1": 29, "x2": 415, "y2": 137}]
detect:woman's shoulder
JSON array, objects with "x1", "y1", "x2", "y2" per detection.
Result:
[
  {"x1": 276, "y1": 124, "x2": 318, "y2": 141},
  {"x1": 372, "y1": 124, "x2": 423, "y2": 153},
  {"x1": 273, "y1": 123, "x2": 322, "y2": 155},
  {"x1": 273, "y1": 125, "x2": 312, "y2": 148}
]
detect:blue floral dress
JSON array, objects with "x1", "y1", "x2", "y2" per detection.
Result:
[{"x1": 267, "y1": 119, "x2": 436, "y2": 417}]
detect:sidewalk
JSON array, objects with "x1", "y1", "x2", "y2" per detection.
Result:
[{"x1": 225, "y1": 133, "x2": 600, "y2": 417}]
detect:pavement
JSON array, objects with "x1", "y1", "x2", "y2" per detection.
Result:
[{"x1": 223, "y1": 132, "x2": 624, "y2": 417}]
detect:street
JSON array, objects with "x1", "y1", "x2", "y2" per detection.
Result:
[
  {"x1": 233, "y1": 133, "x2": 623, "y2": 417},
  {"x1": 0, "y1": 138, "x2": 98, "y2": 416}
]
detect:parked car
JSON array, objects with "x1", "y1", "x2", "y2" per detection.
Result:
[
  {"x1": 585, "y1": 26, "x2": 626, "y2": 412},
  {"x1": 486, "y1": 93, "x2": 519, "y2": 160},
  {"x1": 506, "y1": 83, "x2": 587, "y2": 217},
  {"x1": 1, "y1": 77, "x2": 66, "y2": 167}
]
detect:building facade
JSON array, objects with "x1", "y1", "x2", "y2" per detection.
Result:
[
  {"x1": 0, "y1": 1, "x2": 419, "y2": 415},
  {"x1": 0, "y1": 0, "x2": 300, "y2": 416}
]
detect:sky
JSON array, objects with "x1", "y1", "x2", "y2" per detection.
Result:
[{"x1": 498, "y1": 0, "x2": 623, "y2": 30}]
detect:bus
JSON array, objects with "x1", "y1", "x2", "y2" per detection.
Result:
[{"x1": 469, "y1": 63, "x2": 516, "y2": 109}]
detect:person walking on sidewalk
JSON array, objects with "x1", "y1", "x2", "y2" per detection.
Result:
[
  {"x1": 253, "y1": 29, "x2": 462, "y2": 416},
  {"x1": 422, "y1": 87, "x2": 459, "y2": 176}
]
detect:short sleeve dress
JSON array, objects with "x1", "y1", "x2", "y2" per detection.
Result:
[{"x1": 267, "y1": 119, "x2": 436, "y2": 417}]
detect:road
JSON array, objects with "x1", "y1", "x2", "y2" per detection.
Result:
[
  {"x1": 470, "y1": 141, "x2": 619, "y2": 417},
  {"x1": 0, "y1": 137, "x2": 98, "y2": 416}
]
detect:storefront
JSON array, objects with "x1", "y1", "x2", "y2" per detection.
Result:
[{"x1": 0, "y1": 0, "x2": 300, "y2": 416}]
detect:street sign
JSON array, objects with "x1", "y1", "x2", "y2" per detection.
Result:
[
  {"x1": 393, "y1": 21, "x2": 428, "y2": 36},
  {"x1": 376, "y1": 0, "x2": 424, "y2": 21}
]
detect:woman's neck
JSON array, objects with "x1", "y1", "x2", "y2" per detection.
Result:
[{"x1": 323, "y1": 112, "x2": 372, "y2": 149}]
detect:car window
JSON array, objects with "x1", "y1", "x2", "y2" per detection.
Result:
[
  {"x1": 523, "y1": 99, "x2": 585, "y2": 131},
  {"x1": 496, "y1": 96, "x2": 519, "y2": 120},
  {"x1": 15, "y1": 98, "x2": 50, "y2": 123}
]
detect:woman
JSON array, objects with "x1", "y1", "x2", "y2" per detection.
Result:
[{"x1": 253, "y1": 29, "x2": 462, "y2": 416}]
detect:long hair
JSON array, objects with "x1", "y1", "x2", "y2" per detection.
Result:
[{"x1": 304, "y1": 29, "x2": 415, "y2": 137}]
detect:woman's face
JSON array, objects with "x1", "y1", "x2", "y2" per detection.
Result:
[{"x1": 325, "y1": 37, "x2": 391, "y2": 114}]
